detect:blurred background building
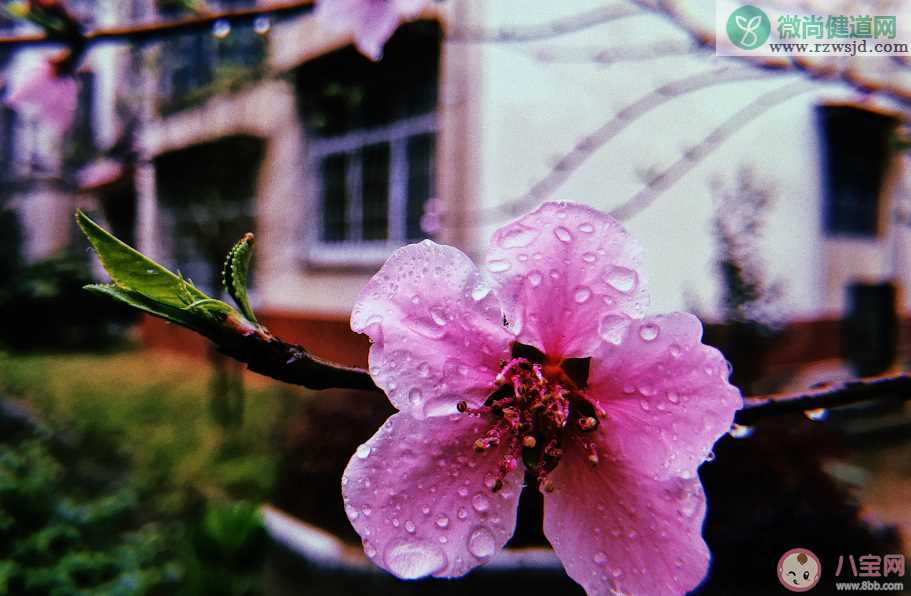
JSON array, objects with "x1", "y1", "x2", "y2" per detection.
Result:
[{"x1": 1, "y1": 0, "x2": 909, "y2": 381}]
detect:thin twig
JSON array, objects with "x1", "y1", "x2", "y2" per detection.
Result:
[
  {"x1": 608, "y1": 78, "x2": 815, "y2": 220},
  {"x1": 447, "y1": 3, "x2": 643, "y2": 44},
  {"x1": 457, "y1": 66, "x2": 769, "y2": 225},
  {"x1": 0, "y1": 0, "x2": 315, "y2": 47},
  {"x1": 629, "y1": 0, "x2": 911, "y2": 108},
  {"x1": 737, "y1": 372, "x2": 911, "y2": 425}
]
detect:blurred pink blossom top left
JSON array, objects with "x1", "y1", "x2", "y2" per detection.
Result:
[
  {"x1": 6, "y1": 57, "x2": 77, "y2": 134},
  {"x1": 315, "y1": 0, "x2": 429, "y2": 60}
]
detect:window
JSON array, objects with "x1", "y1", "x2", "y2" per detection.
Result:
[
  {"x1": 157, "y1": 0, "x2": 266, "y2": 114},
  {"x1": 816, "y1": 103, "x2": 899, "y2": 238},
  {"x1": 298, "y1": 22, "x2": 440, "y2": 266}
]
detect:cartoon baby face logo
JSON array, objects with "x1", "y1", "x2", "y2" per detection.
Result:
[{"x1": 778, "y1": 548, "x2": 822, "y2": 592}]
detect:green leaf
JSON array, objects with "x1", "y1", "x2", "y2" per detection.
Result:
[
  {"x1": 77, "y1": 211, "x2": 239, "y2": 336},
  {"x1": 222, "y1": 233, "x2": 257, "y2": 323},
  {"x1": 76, "y1": 210, "x2": 208, "y2": 309}
]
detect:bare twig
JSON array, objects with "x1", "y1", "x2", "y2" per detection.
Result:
[
  {"x1": 518, "y1": 39, "x2": 704, "y2": 64},
  {"x1": 0, "y1": 0, "x2": 315, "y2": 47},
  {"x1": 737, "y1": 372, "x2": 911, "y2": 425},
  {"x1": 608, "y1": 78, "x2": 814, "y2": 220},
  {"x1": 628, "y1": 0, "x2": 911, "y2": 108},
  {"x1": 457, "y1": 66, "x2": 769, "y2": 225},
  {"x1": 447, "y1": 3, "x2": 643, "y2": 43}
]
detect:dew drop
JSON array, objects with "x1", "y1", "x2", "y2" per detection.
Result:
[
  {"x1": 553, "y1": 226, "x2": 573, "y2": 243},
  {"x1": 528, "y1": 271, "x2": 543, "y2": 287},
  {"x1": 356, "y1": 444, "x2": 371, "y2": 459},
  {"x1": 421, "y1": 506, "x2": 431, "y2": 515},
  {"x1": 417, "y1": 363, "x2": 431, "y2": 378},
  {"x1": 458, "y1": 487, "x2": 469, "y2": 498},
  {"x1": 471, "y1": 282, "x2": 491, "y2": 301},
  {"x1": 471, "y1": 493, "x2": 490, "y2": 513},
  {"x1": 639, "y1": 323, "x2": 659, "y2": 342},
  {"x1": 484, "y1": 474, "x2": 498, "y2": 490},
  {"x1": 384, "y1": 541, "x2": 447, "y2": 579},
  {"x1": 639, "y1": 399, "x2": 651, "y2": 412},
  {"x1": 598, "y1": 314, "x2": 628, "y2": 345},
  {"x1": 803, "y1": 408, "x2": 828, "y2": 422},
  {"x1": 365, "y1": 542, "x2": 377, "y2": 558},
  {"x1": 573, "y1": 286, "x2": 593, "y2": 304},
  {"x1": 405, "y1": 520, "x2": 416, "y2": 533},
  {"x1": 435, "y1": 515, "x2": 450, "y2": 528},
  {"x1": 582, "y1": 252, "x2": 597, "y2": 263},
  {"x1": 467, "y1": 526, "x2": 496, "y2": 559},
  {"x1": 212, "y1": 19, "x2": 231, "y2": 39},
  {"x1": 486, "y1": 259, "x2": 511, "y2": 273},
  {"x1": 499, "y1": 226, "x2": 541, "y2": 249},
  {"x1": 408, "y1": 388, "x2": 423, "y2": 406},
  {"x1": 458, "y1": 507, "x2": 469, "y2": 520},
  {"x1": 605, "y1": 267, "x2": 638, "y2": 294},
  {"x1": 253, "y1": 15, "x2": 271, "y2": 34},
  {"x1": 666, "y1": 391, "x2": 680, "y2": 404},
  {"x1": 594, "y1": 551, "x2": 608, "y2": 565},
  {"x1": 346, "y1": 505, "x2": 359, "y2": 520},
  {"x1": 578, "y1": 222, "x2": 595, "y2": 233},
  {"x1": 729, "y1": 423, "x2": 754, "y2": 439},
  {"x1": 429, "y1": 306, "x2": 448, "y2": 326},
  {"x1": 668, "y1": 343, "x2": 683, "y2": 358}
]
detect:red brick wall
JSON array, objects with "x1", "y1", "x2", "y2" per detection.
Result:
[{"x1": 139, "y1": 310, "x2": 370, "y2": 368}]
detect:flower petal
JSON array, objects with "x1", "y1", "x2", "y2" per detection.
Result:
[
  {"x1": 342, "y1": 412, "x2": 524, "y2": 578},
  {"x1": 544, "y1": 433, "x2": 711, "y2": 595},
  {"x1": 588, "y1": 312, "x2": 741, "y2": 479},
  {"x1": 7, "y1": 60, "x2": 77, "y2": 134},
  {"x1": 351, "y1": 240, "x2": 513, "y2": 419},
  {"x1": 315, "y1": 0, "x2": 399, "y2": 60},
  {"x1": 484, "y1": 202, "x2": 649, "y2": 358}
]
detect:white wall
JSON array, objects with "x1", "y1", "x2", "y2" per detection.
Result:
[{"x1": 465, "y1": 0, "x2": 909, "y2": 321}]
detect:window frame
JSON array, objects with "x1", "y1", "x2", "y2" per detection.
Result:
[{"x1": 306, "y1": 112, "x2": 437, "y2": 268}]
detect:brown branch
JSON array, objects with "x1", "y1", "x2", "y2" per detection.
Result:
[
  {"x1": 608, "y1": 78, "x2": 814, "y2": 220},
  {"x1": 0, "y1": 0, "x2": 315, "y2": 47},
  {"x1": 213, "y1": 315, "x2": 378, "y2": 392},
  {"x1": 737, "y1": 371, "x2": 911, "y2": 425}
]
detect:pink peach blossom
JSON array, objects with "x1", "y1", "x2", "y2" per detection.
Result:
[
  {"x1": 315, "y1": 0, "x2": 428, "y2": 60},
  {"x1": 344, "y1": 201, "x2": 742, "y2": 595},
  {"x1": 6, "y1": 57, "x2": 77, "y2": 134}
]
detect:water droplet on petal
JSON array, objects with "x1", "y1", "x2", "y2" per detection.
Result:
[
  {"x1": 528, "y1": 271, "x2": 543, "y2": 287},
  {"x1": 553, "y1": 226, "x2": 573, "y2": 243},
  {"x1": 405, "y1": 520, "x2": 416, "y2": 533},
  {"x1": 803, "y1": 408, "x2": 828, "y2": 422},
  {"x1": 639, "y1": 399, "x2": 651, "y2": 412},
  {"x1": 666, "y1": 391, "x2": 680, "y2": 404},
  {"x1": 471, "y1": 493, "x2": 490, "y2": 513},
  {"x1": 598, "y1": 314, "x2": 627, "y2": 345},
  {"x1": 573, "y1": 286, "x2": 593, "y2": 304},
  {"x1": 639, "y1": 323, "x2": 659, "y2": 341},
  {"x1": 668, "y1": 343, "x2": 683, "y2": 358},
  {"x1": 729, "y1": 423, "x2": 754, "y2": 439},
  {"x1": 499, "y1": 226, "x2": 541, "y2": 248},
  {"x1": 417, "y1": 363, "x2": 431, "y2": 378},
  {"x1": 346, "y1": 505, "x2": 359, "y2": 520},
  {"x1": 457, "y1": 507, "x2": 468, "y2": 520},
  {"x1": 365, "y1": 542, "x2": 377, "y2": 558},
  {"x1": 356, "y1": 444, "x2": 371, "y2": 459},
  {"x1": 594, "y1": 552, "x2": 608, "y2": 565},
  {"x1": 578, "y1": 222, "x2": 595, "y2": 233},
  {"x1": 429, "y1": 306, "x2": 448, "y2": 326},
  {"x1": 486, "y1": 259, "x2": 511, "y2": 273},
  {"x1": 471, "y1": 282, "x2": 491, "y2": 301},
  {"x1": 605, "y1": 266, "x2": 638, "y2": 294},
  {"x1": 435, "y1": 515, "x2": 450, "y2": 528},
  {"x1": 582, "y1": 252, "x2": 597, "y2": 263},
  {"x1": 467, "y1": 526, "x2": 496, "y2": 559},
  {"x1": 384, "y1": 541, "x2": 448, "y2": 579}
]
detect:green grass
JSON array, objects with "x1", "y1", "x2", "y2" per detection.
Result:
[{"x1": 0, "y1": 349, "x2": 302, "y2": 510}]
